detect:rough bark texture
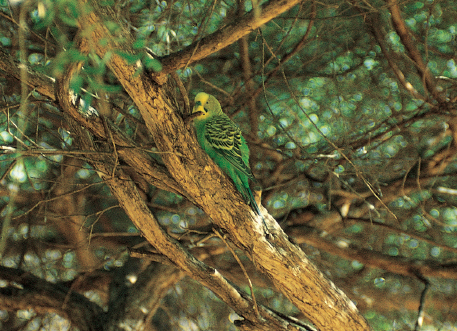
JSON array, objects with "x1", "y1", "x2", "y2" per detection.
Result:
[
  {"x1": 0, "y1": 0, "x2": 373, "y2": 329},
  {"x1": 62, "y1": 0, "x2": 372, "y2": 329}
]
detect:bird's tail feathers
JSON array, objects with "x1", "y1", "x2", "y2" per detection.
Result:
[
  {"x1": 246, "y1": 187, "x2": 262, "y2": 216},
  {"x1": 236, "y1": 179, "x2": 269, "y2": 231},
  {"x1": 245, "y1": 187, "x2": 270, "y2": 231}
]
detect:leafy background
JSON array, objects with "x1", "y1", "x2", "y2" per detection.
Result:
[{"x1": 1, "y1": 0, "x2": 457, "y2": 330}]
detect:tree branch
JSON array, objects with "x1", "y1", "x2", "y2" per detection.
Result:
[
  {"x1": 292, "y1": 226, "x2": 457, "y2": 279},
  {"x1": 76, "y1": 1, "x2": 372, "y2": 329},
  {"x1": 0, "y1": 48, "x2": 55, "y2": 100},
  {"x1": 55, "y1": 49, "x2": 302, "y2": 330},
  {"x1": 386, "y1": 0, "x2": 445, "y2": 103},
  {"x1": 0, "y1": 48, "x2": 184, "y2": 196},
  {"x1": 0, "y1": 266, "x2": 105, "y2": 331},
  {"x1": 154, "y1": 0, "x2": 304, "y2": 82},
  {"x1": 105, "y1": 262, "x2": 184, "y2": 331},
  {"x1": 368, "y1": 13, "x2": 427, "y2": 102}
]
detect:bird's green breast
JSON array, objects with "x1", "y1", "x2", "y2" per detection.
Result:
[{"x1": 193, "y1": 117, "x2": 210, "y2": 152}]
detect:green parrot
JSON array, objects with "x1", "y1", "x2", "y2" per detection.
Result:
[{"x1": 192, "y1": 92, "x2": 264, "y2": 221}]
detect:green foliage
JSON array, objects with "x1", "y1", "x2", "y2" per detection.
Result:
[{"x1": 1, "y1": 0, "x2": 457, "y2": 329}]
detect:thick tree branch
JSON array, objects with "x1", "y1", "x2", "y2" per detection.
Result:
[
  {"x1": 0, "y1": 48, "x2": 183, "y2": 196},
  {"x1": 56, "y1": 60, "x2": 302, "y2": 330},
  {"x1": 76, "y1": 1, "x2": 372, "y2": 330},
  {"x1": 83, "y1": 155, "x2": 297, "y2": 330}
]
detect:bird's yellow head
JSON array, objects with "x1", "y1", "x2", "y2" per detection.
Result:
[{"x1": 192, "y1": 92, "x2": 223, "y2": 119}]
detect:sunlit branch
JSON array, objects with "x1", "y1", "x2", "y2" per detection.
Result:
[
  {"x1": 74, "y1": 1, "x2": 372, "y2": 328},
  {"x1": 155, "y1": 0, "x2": 304, "y2": 82}
]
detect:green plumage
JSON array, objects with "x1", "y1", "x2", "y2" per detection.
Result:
[{"x1": 192, "y1": 92, "x2": 262, "y2": 217}]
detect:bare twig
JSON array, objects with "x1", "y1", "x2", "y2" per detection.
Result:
[
  {"x1": 414, "y1": 273, "x2": 429, "y2": 331},
  {"x1": 214, "y1": 229, "x2": 261, "y2": 318},
  {"x1": 155, "y1": 0, "x2": 303, "y2": 82},
  {"x1": 386, "y1": 0, "x2": 445, "y2": 103}
]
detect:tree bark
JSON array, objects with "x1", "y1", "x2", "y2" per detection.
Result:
[{"x1": 66, "y1": 1, "x2": 372, "y2": 329}]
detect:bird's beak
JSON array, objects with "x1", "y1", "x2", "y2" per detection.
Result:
[
  {"x1": 192, "y1": 101, "x2": 204, "y2": 114},
  {"x1": 183, "y1": 111, "x2": 204, "y2": 124}
]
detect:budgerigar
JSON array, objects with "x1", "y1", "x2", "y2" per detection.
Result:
[{"x1": 192, "y1": 92, "x2": 264, "y2": 220}]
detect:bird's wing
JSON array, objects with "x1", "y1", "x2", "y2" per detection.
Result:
[{"x1": 205, "y1": 116, "x2": 254, "y2": 179}]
